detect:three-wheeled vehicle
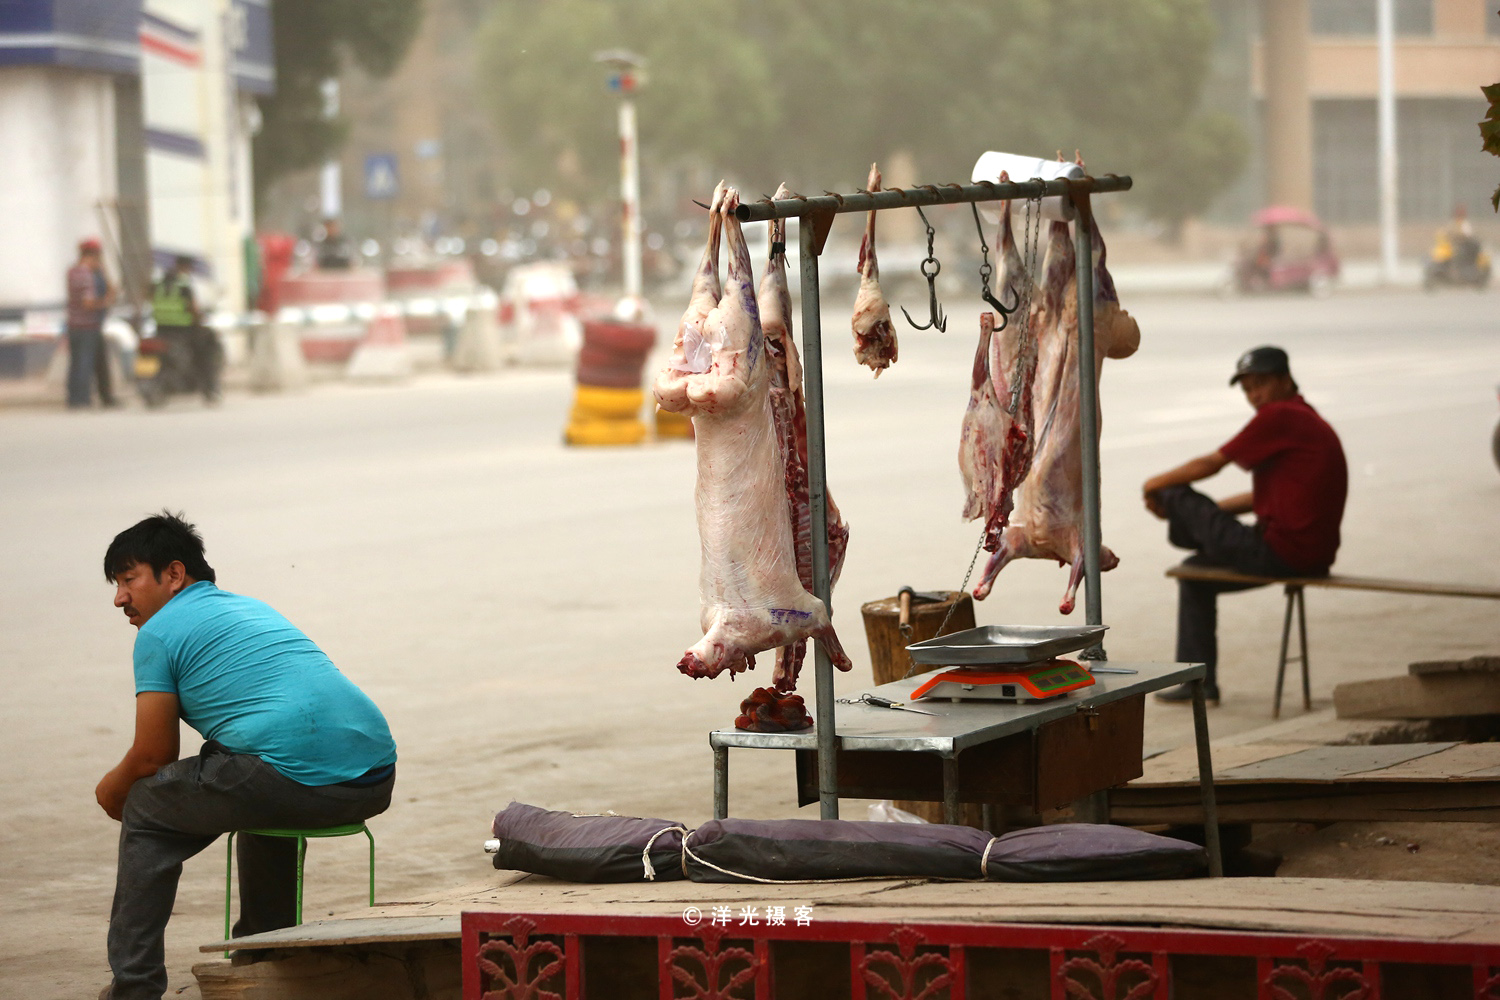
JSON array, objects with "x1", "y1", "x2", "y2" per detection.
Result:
[{"x1": 1226, "y1": 206, "x2": 1341, "y2": 296}]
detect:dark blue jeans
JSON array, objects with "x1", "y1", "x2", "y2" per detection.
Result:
[
  {"x1": 106, "y1": 745, "x2": 393, "y2": 1000},
  {"x1": 1158, "y1": 485, "x2": 1307, "y2": 688},
  {"x1": 66, "y1": 326, "x2": 116, "y2": 407}
]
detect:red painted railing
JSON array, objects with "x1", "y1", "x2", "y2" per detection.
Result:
[{"x1": 463, "y1": 910, "x2": 1500, "y2": 1000}]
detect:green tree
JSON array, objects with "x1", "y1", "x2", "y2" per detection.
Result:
[
  {"x1": 476, "y1": 0, "x2": 1246, "y2": 226},
  {"x1": 1483, "y1": 81, "x2": 1500, "y2": 211},
  {"x1": 253, "y1": 0, "x2": 426, "y2": 204}
]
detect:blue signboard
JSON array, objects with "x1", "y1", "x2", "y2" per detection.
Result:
[
  {"x1": 0, "y1": 0, "x2": 143, "y2": 74},
  {"x1": 364, "y1": 154, "x2": 400, "y2": 200}
]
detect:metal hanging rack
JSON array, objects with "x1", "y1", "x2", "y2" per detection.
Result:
[{"x1": 733, "y1": 173, "x2": 1133, "y2": 820}]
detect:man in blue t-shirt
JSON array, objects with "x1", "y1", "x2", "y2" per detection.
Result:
[{"x1": 95, "y1": 513, "x2": 397, "y2": 1000}]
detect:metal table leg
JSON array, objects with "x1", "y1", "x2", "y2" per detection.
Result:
[
  {"x1": 942, "y1": 756, "x2": 961, "y2": 826},
  {"x1": 1190, "y1": 677, "x2": 1223, "y2": 877},
  {"x1": 713, "y1": 745, "x2": 729, "y2": 820}
]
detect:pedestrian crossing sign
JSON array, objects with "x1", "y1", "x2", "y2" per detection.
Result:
[{"x1": 364, "y1": 155, "x2": 399, "y2": 200}]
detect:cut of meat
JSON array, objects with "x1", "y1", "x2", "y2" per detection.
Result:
[
  {"x1": 653, "y1": 186, "x2": 853, "y2": 681},
  {"x1": 959, "y1": 186, "x2": 1040, "y2": 548},
  {"x1": 972, "y1": 215, "x2": 1138, "y2": 614},
  {"x1": 759, "y1": 183, "x2": 851, "y2": 691},
  {"x1": 850, "y1": 163, "x2": 898, "y2": 377}
]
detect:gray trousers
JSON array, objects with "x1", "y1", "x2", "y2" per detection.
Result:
[{"x1": 106, "y1": 743, "x2": 393, "y2": 1000}]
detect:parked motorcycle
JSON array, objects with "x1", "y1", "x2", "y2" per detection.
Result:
[
  {"x1": 1424, "y1": 232, "x2": 1491, "y2": 291},
  {"x1": 134, "y1": 326, "x2": 221, "y2": 408}
]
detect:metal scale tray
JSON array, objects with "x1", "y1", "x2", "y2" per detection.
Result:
[{"x1": 905, "y1": 624, "x2": 1108, "y2": 666}]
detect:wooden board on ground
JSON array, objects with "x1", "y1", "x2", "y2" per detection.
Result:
[
  {"x1": 1333, "y1": 672, "x2": 1500, "y2": 720},
  {"x1": 1114, "y1": 740, "x2": 1500, "y2": 825},
  {"x1": 202, "y1": 875, "x2": 1500, "y2": 954},
  {"x1": 1217, "y1": 743, "x2": 1456, "y2": 782},
  {"x1": 1410, "y1": 655, "x2": 1500, "y2": 676}
]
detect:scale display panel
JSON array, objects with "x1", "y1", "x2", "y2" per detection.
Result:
[{"x1": 909, "y1": 659, "x2": 1096, "y2": 703}]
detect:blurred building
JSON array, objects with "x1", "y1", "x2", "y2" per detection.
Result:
[
  {"x1": 1215, "y1": 0, "x2": 1500, "y2": 223},
  {"x1": 334, "y1": 0, "x2": 499, "y2": 248},
  {"x1": 0, "y1": 0, "x2": 271, "y2": 322}
]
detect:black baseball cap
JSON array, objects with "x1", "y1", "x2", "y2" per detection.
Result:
[{"x1": 1229, "y1": 346, "x2": 1291, "y2": 386}]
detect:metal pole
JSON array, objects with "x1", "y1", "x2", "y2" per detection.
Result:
[
  {"x1": 736, "y1": 176, "x2": 1132, "y2": 224},
  {"x1": 800, "y1": 216, "x2": 838, "y2": 820},
  {"x1": 1072, "y1": 195, "x2": 1105, "y2": 657},
  {"x1": 1376, "y1": 0, "x2": 1399, "y2": 284},
  {"x1": 1191, "y1": 678, "x2": 1224, "y2": 877},
  {"x1": 619, "y1": 98, "x2": 643, "y2": 305}
]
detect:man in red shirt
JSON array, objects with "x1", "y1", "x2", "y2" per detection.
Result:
[
  {"x1": 66, "y1": 238, "x2": 119, "y2": 408},
  {"x1": 1142, "y1": 347, "x2": 1347, "y2": 704}
]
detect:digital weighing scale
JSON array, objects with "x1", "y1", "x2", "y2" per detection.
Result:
[
  {"x1": 904, "y1": 624, "x2": 1108, "y2": 703},
  {"x1": 908, "y1": 660, "x2": 1095, "y2": 702}
]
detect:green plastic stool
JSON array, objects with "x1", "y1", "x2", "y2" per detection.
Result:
[{"x1": 224, "y1": 823, "x2": 374, "y2": 954}]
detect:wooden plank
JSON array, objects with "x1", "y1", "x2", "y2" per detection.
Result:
[
  {"x1": 1217, "y1": 743, "x2": 1456, "y2": 782},
  {"x1": 1334, "y1": 673, "x2": 1500, "y2": 720},
  {"x1": 1165, "y1": 564, "x2": 1500, "y2": 599},
  {"x1": 1343, "y1": 742, "x2": 1500, "y2": 780},
  {"x1": 1410, "y1": 655, "x2": 1500, "y2": 676},
  {"x1": 1111, "y1": 780, "x2": 1500, "y2": 825},
  {"x1": 1134, "y1": 742, "x2": 1321, "y2": 786},
  {"x1": 205, "y1": 877, "x2": 1500, "y2": 953}
]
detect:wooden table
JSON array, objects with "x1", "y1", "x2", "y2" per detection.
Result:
[{"x1": 709, "y1": 660, "x2": 1223, "y2": 875}]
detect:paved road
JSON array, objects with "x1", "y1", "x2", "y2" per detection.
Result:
[{"x1": 1, "y1": 287, "x2": 1497, "y2": 997}]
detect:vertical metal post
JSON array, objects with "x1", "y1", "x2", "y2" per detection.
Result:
[
  {"x1": 1376, "y1": 0, "x2": 1400, "y2": 284},
  {"x1": 800, "y1": 216, "x2": 838, "y2": 820},
  {"x1": 618, "y1": 99, "x2": 643, "y2": 305},
  {"x1": 1191, "y1": 678, "x2": 1224, "y2": 877},
  {"x1": 1072, "y1": 196, "x2": 1105, "y2": 657}
]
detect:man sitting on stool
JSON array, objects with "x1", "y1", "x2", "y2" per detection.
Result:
[
  {"x1": 1142, "y1": 347, "x2": 1347, "y2": 704},
  {"x1": 95, "y1": 512, "x2": 396, "y2": 1000}
]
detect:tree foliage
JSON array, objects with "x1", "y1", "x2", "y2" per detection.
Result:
[
  {"x1": 475, "y1": 0, "x2": 1246, "y2": 223},
  {"x1": 253, "y1": 0, "x2": 426, "y2": 201},
  {"x1": 1483, "y1": 81, "x2": 1500, "y2": 211}
]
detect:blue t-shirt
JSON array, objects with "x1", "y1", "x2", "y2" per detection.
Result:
[{"x1": 133, "y1": 581, "x2": 397, "y2": 785}]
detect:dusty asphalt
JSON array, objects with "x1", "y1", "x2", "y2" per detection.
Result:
[{"x1": 1, "y1": 287, "x2": 1497, "y2": 997}]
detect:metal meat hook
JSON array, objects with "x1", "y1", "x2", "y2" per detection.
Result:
[
  {"x1": 901, "y1": 205, "x2": 947, "y2": 332},
  {"x1": 971, "y1": 203, "x2": 1020, "y2": 330}
]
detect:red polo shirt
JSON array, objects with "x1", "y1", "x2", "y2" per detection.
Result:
[{"x1": 1220, "y1": 395, "x2": 1347, "y2": 572}]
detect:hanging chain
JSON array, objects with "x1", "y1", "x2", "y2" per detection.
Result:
[{"x1": 904, "y1": 526, "x2": 990, "y2": 679}]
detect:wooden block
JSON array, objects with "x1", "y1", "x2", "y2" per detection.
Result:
[
  {"x1": 1409, "y1": 655, "x2": 1500, "y2": 676},
  {"x1": 1334, "y1": 672, "x2": 1500, "y2": 720}
]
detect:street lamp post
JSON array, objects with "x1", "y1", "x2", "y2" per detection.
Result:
[{"x1": 594, "y1": 50, "x2": 647, "y2": 321}]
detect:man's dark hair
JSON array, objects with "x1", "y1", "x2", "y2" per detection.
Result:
[{"x1": 103, "y1": 511, "x2": 217, "y2": 584}]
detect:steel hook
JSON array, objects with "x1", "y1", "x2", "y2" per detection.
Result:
[
  {"x1": 901, "y1": 205, "x2": 947, "y2": 332},
  {"x1": 971, "y1": 203, "x2": 1020, "y2": 330}
]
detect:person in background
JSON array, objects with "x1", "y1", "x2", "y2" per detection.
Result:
[
  {"x1": 1142, "y1": 347, "x2": 1348, "y2": 705},
  {"x1": 315, "y1": 217, "x2": 356, "y2": 270},
  {"x1": 66, "y1": 238, "x2": 119, "y2": 408},
  {"x1": 96, "y1": 512, "x2": 396, "y2": 1000},
  {"x1": 151, "y1": 256, "x2": 221, "y2": 403}
]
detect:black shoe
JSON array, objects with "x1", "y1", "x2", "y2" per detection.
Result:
[{"x1": 1154, "y1": 682, "x2": 1220, "y2": 705}]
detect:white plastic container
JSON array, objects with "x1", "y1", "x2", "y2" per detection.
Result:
[{"x1": 971, "y1": 151, "x2": 1085, "y2": 222}]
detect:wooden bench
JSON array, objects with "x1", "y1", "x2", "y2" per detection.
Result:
[{"x1": 1165, "y1": 564, "x2": 1500, "y2": 717}]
